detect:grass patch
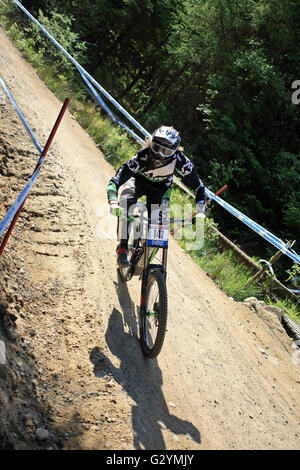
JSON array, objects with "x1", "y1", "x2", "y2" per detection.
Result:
[
  {"x1": 265, "y1": 298, "x2": 300, "y2": 325},
  {"x1": 194, "y1": 250, "x2": 263, "y2": 301}
]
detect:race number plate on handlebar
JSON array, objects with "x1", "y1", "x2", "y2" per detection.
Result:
[{"x1": 147, "y1": 224, "x2": 169, "y2": 248}]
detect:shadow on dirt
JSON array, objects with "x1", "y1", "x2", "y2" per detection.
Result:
[{"x1": 90, "y1": 274, "x2": 201, "y2": 450}]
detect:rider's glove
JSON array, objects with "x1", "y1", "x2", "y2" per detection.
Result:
[
  {"x1": 196, "y1": 200, "x2": 206, "y2": 216},
  {"x1": 109, "y1": 201, "x2": 124, "y2": 218},
  {"x1": 192, "y1": 201, "x2": 206, "y2": 226}
]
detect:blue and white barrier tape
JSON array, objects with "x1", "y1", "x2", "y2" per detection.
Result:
[
  {"x1": 78, "y1": 68, "x2": 145, "y2": 144},
  {"x1": 14, "y1": 0, "x2": 151, "y2": 142},
  {"x1": 0, "y1": 76, "x2": 43, "y2": 154},
  {"x1": 206, "y1": 189, "x2": 300, "y2": 265},
  {"x1": 259, "y1": 259, "x2": 275, "y2": 277},
  {"x1": 0, "y1": 77, "x2": 44, "y2": 237},
  {"x1": 0, "y1": 166, "x2": 41, "y2": 237},
  {"x1": 14, "y1": 0, "x2": 300, "y2": 267}
]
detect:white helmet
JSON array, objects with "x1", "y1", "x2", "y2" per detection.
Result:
[{"x1": 150, "y1": 126, "x2": 181, "y2": 161}]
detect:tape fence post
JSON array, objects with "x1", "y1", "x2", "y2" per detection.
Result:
[{"x1": 0, "y1": 98, "x2": 70, "y2": 257}]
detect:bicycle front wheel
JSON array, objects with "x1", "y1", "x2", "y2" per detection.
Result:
[{"x1": 141, "y1": 269, "x2": 168, "y2": 358}]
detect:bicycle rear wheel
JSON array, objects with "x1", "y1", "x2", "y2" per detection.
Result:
[{"x1": 141, "y1": 269, "x2": 168, "y2": 358}]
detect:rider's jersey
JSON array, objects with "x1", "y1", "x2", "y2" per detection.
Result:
[{"x1": 107, "y1": 147, "x2": 205, "y2": 203}]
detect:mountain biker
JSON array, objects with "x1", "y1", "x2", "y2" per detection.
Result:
[{"x1": 107, "y1": 126, "x2": 206, "y2": 268}]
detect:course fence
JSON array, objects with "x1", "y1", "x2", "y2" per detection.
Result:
[
  {"x1": 0, "y1": 74, "x2": 69, "y2": 255},
  {"x1": 9, "y1": 1, "x2": 300, "y2": 270}
]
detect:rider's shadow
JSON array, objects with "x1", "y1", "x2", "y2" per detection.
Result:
[
  {"x1": 90, "y1": 282, "x2": 201, "y2": 449},
  {"x1": 113, "y1": 274, "x2": 139, "y2": 338}
]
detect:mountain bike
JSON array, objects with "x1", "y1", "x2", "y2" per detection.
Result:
[{"x1": 118, "y1": 202, "x2": 196, "y2": 359}]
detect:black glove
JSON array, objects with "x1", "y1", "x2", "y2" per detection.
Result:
[{"x1": 195, "y1": 185, "x2": 206, "y2": 204}]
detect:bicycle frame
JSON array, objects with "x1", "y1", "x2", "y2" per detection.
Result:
[
  {"x1": 117, "y1": 190, "x2": 228, "y2": 358},
  {"x1": 143, "y1": 243, "x2": 168, "y2": 278},
  {"x1": 124, "y1": 206, "x2": 191, "y2": 281},
  {"x1": 119, "y1": 202, "x2": 204, "y2": 358}
]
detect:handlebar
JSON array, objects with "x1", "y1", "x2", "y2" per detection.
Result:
[{"x1": 123, "y1": 213, "x2": 200, "y2": 224}]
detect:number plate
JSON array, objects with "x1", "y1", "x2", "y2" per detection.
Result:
[{"x1": 147, "y1": 224, "x2": 169, "y2": 247}]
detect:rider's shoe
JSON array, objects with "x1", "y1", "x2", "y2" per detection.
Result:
[{"x1": 116, "y1": 248, "x2": 130, "y2": 268}]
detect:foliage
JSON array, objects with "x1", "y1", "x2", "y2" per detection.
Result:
[
  {"x1": 194, "y1": 250, "x2": 263, "y2": 301},
  {"x1": 285, "y1": 263, "x2": 300, "y2": 293},
  {"x1": 265, "y1": 297, "x2": 300, "y2": 325}
]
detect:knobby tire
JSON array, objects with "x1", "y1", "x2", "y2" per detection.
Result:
[{"x1": 141, "y1": 269, "x2": 168, "y2": 359}]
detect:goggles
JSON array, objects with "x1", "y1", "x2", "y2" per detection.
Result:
[{"x1": 150, "y1": 141, "x2": 176, "y2": 158}]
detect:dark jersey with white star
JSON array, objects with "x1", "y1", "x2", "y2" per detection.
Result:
[{"x1": 107, "y1": 147, "x2": 205, "y2": 203}]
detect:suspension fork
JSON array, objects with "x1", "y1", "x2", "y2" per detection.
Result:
[
  {"x1": 162, "y1": 247, "x2": 168, "y2": 280},
  {"x1": 140, "y1": 243, "x2": 150, "y2": 311},
  {"x1": 147, "y1": 247, "x2": 168, "y2": 275},
  {"x1": 140, "y1": 244, "x2": 168, "y2": 309}
]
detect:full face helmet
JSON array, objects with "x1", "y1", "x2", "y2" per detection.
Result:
[{"x1": 150, "y1": 126, "x2": 181, "y2": 166}]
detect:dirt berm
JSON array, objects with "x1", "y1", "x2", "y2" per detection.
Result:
[{"x1": 0, "y1": 28, "x2": 299, "y2": 450}]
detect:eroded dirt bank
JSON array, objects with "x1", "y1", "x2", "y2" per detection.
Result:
[{"x1": 0, "y1": 28, "x2": 299, "y2": 450}]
